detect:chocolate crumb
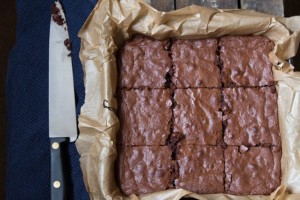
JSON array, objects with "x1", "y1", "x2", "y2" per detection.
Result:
[
  {"x1": 51, "y1": 2, "x2": 59, "y2": 15},
  {"x1": 220, "y1": 142, "x2": 227, "y2": 149},
  {"x1": 239, "y1": 145, "x2": 249, "y2": 153},
  {"x1": 167, "y1": 132, "x2": 184, "y2": 151},
  {"x1": 270, "y1": 85, "x2": 277, "y2": 94},
  {"x1": 64, "y1": 39, "x2": 72, "y2": 51},
  {"x1": 51, "y1": 2, "x2": 64, "y2": 25},
  {"x1": 169, "y1": 161, "x2": 179, "y2": 188},
  {"x1": 271, "y1": 146, "x2": 281, "y2": 153}
]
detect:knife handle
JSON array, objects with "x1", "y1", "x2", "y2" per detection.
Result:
[{"x1": 50, "y1": 138, "x2": 67, "y2": 200}]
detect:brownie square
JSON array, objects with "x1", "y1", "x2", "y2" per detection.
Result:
[
  {"x1": 175, "y1": 145, "x2": 224, "y2": 194},
  {"x1": 118, "y1": 146, "x2": 174, "y2": 196},
  {"x1": 222, "y1": 87, "x2": 280, "y2": 146},
  {"x1": 171, "y1": 39, "x2": 221, "y2": 88},
  {"x1": 118, "y1": 35, "x2": 171, "y2": 89},
  {"x1": 225, "y1": 146, "x2": 281, "y2": 195},
  {"x1": 173, "y1": 88, "x2": 222, "y2": 145},
  {"x1": 119, "y1": 89, "x2": 172, "y2": 145},
  {"x1": 220, "y1": 36, "x2": 275, "y2": 87}
]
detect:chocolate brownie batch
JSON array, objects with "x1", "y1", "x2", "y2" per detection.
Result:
[{"x1": 116, "y1": 35, "x2": 281, "y2": 196}]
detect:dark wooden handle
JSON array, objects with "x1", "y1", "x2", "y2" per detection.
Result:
[{"x1": 50, "y1": 138, "x2": 67, "y2": 200}]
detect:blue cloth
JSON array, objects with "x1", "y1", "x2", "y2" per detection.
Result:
[{"x1": 6, "y1": 0, "x2": 97, "y2": 199}]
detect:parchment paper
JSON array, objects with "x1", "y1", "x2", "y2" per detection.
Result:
[{"x1": 77, "y1": 0, "x2": 300, "y2": 199}]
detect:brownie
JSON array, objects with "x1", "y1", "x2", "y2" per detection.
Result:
[
  {"x1": 173, "y1": 88, "x2": 222, "y2": 145},
  {"x1": 225, "y1": 146, "x2": 281, "y2": 195},
  {"x1": 118, "y1": 35, "x2": 171, "y2": 89},
  {"x1": 116, "y1": 35, "x2": 281, "y2": 196},
  {"x1": 119, "y1": 89, "x2": 172, "y2": 145},
  {"x1": 171, "y1": 39, "x2": 221, "y2": 88},
  {"x1": 118, "y1": 146, "x2": 174, "y2": 196},
  {"x1": 220, "y1": 36, "x2": 275, "y2": 87},
  {"x1": 222, "y1": 86, "x2": 280, "y2": 146},
  {"x1": 175, "y1": 145, "x2": 224, "y2": 194}
]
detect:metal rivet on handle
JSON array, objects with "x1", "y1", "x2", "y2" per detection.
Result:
[
  {"x1": 53, "y1": 181, "x2": 61, "y2": 188},
  {"x1": 52, "y1": 142, "x2": 59, "y2": 149}
]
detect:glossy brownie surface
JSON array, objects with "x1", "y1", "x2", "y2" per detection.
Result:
[
  {"x1": 118, "y1": 89, "x2": 172, "y2": 145},
  {"x1": 118, "y1": 35, "x2": 171, "y2": 89},
  {"x1": 222, "y1": 86, "x2": 280, "y2": 146},
  {"x1": 176, "y1": 145, "x2": 224, "y2": 194},
  {"x1": 172, "y1": 39, "x2": 221, "y2": 88},
  {"x1": 220, "y1": 36, "x2": 275, "y2": 87},
  {"x1": 225, "y1": 146, "x2": 281, "y2": 195},
  {"x1": 173, "y1": 88, "x2": 222, "y2": 145},
  {"x1": 118, "y1": 146, "x2": 174, "y2": 196}
]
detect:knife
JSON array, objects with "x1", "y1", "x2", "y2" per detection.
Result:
[{"x1": 49, "y1": 1, "x2": 77, "y2": 200}]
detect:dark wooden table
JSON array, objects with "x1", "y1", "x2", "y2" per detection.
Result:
[
  {"x1": 149, "y1": 0, "x2": 295, "y2": 15},
  {"x1": 148, "y1": 0, "x2": 300, "y2": 69},
  {"x1": 146, "y1": 0, "x2": 288, "y2": 16}
]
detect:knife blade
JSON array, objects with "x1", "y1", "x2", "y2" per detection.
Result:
[{"x1": 49, "y1": 1, "x2": 77, "y2": 199}]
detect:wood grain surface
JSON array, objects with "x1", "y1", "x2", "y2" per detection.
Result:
[
  {"x1": 284, "y1": 0, "x2": 300, "y2": 68},
  {"x1": 241, "y1": 0, "x2": 284, "y2": 16},
  {"x1": 284, "y1": 0, "x2": 300, "y2": 17},
  {"x1": 176, "y1": 0, "x2": 238, "y2": 9},
  {"x1": 145, "y1": 0, "x2": 175, "y2": 11}
]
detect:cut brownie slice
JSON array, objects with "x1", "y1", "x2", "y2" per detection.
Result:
[
  {"x1": 222, "y1": 86, "x2": 280, "y2": 146},
  {"x1": 173, "y1": 88, "x2": 222, "y2": 145},
  {"x1": 220, "y1": 35, "x2": 275, "y2": 87},
  {"x1": 175, "y1": 145, "x2": 224, "y2": 194},
  {"x1": 225, "y1": 146, "x2": 281, "y2": 195},
  {"x1": 119, "y1": 89, "x2": 172, "y2": 145},
  {"x1": 171, "y1": 39, "x2": 221, "y2": 88},
  {"x1": 118, "y1": 35, "x2": 171, "y2": 89},
  {"x1": 118, "y1": 146, "x2": 174, "y2": 196}
]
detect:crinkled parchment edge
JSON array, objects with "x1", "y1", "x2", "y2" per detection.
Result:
[{"x1": 77, "y1": 0, "x2": 300, "y2": 199}]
